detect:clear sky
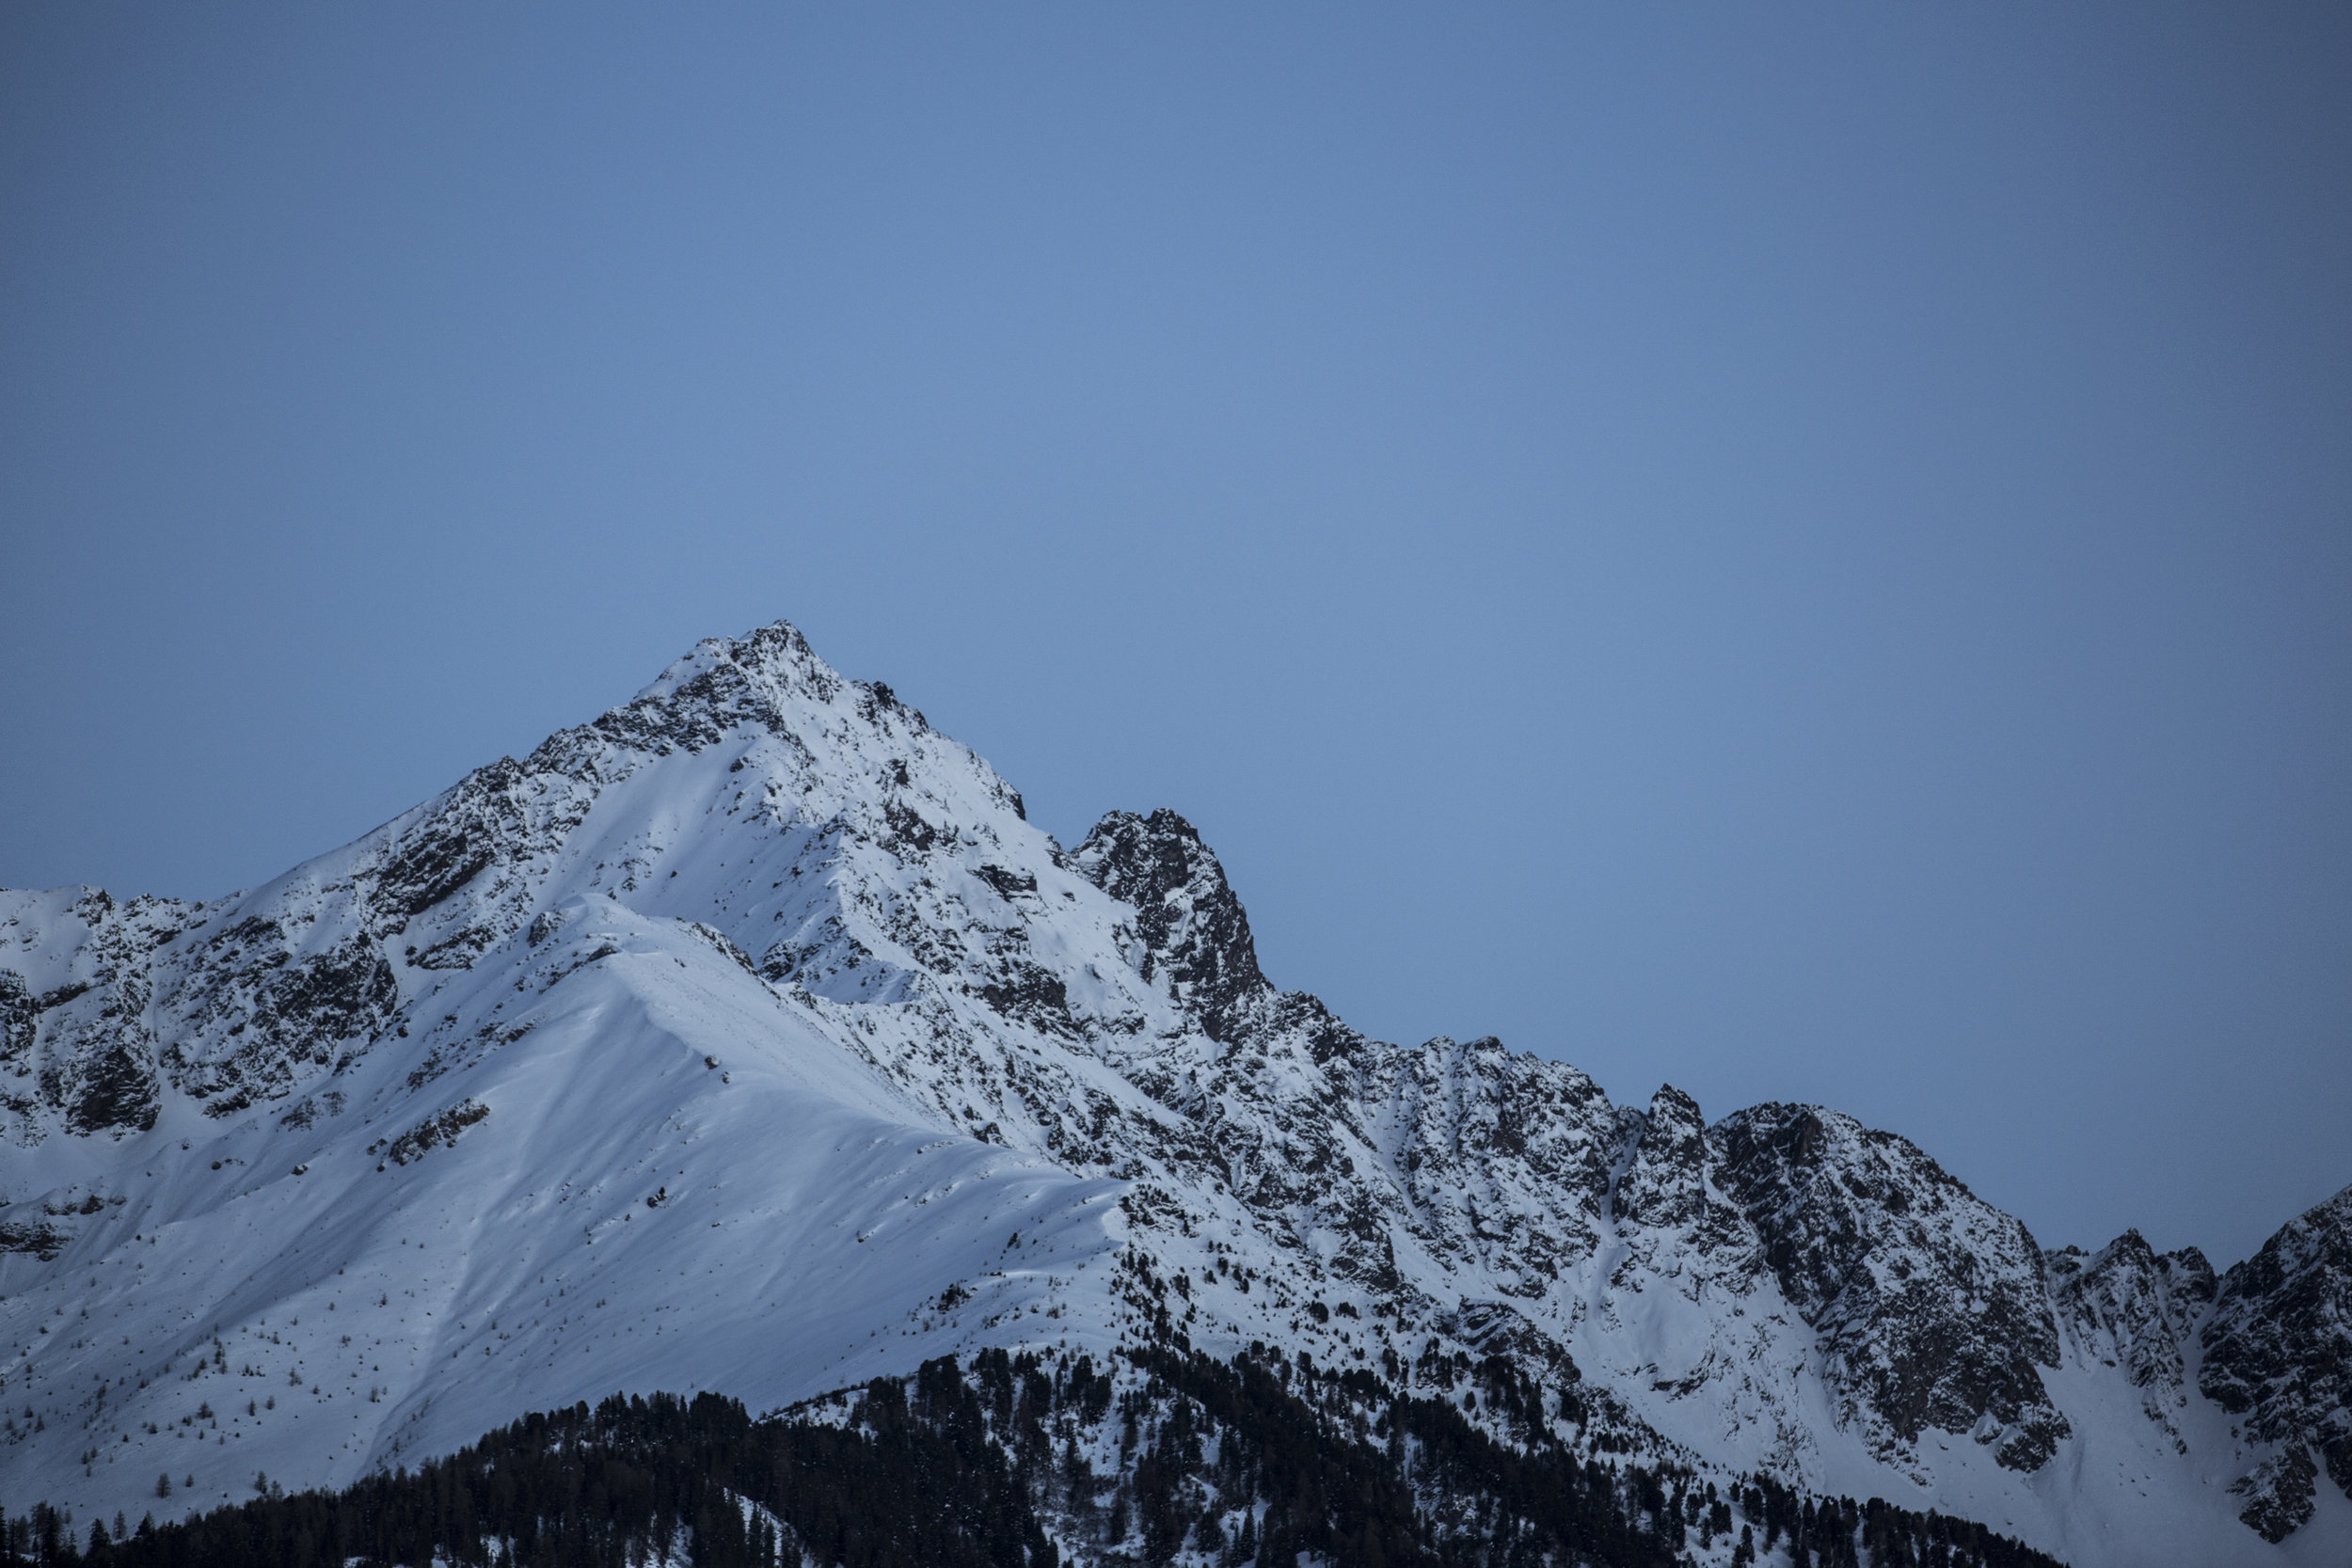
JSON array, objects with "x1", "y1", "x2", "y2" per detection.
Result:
[{"x1": 2, "y1": 5, "x2": 2345, "y2": 1269}]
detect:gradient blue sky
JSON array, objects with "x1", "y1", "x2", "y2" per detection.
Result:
[{"x1": 3, "y1": 5, "x2": 2345, "y2": 1267}]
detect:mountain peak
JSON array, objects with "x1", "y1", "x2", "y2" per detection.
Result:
[
  {"x1": 633, "y1": 621, "x2": 840, "y2": 707},
  {"x1": 2, "y1": 620, "x2": 2344, "y2": 1563},
  {"x1": 516, "y1": 621, "x2": 973, "y2": 804},
  {"x1": 1073, "y1": 808, "x2": 1266, "y2": 1043}
]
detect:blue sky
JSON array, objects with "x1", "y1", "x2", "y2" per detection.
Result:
[{"x1": 2, "y1": 4, "x2": 2345, "y2": 1266}]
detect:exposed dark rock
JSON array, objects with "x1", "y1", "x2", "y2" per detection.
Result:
[
  {"x1": 0, "y1": 970, "x2": 35, "y2": 1070},
  {"x1": 408, "y1": 927, "x2": 496, "y2": 969},
  {"x1": 0, "y1": 1217, "x2": 65, "y2": 1259},
  {"x1": 1445, "y1": 1298, "x2": 1583, "y2": 1386},
  {"x1": 974, "y1": 961, "x2": 1075, "y2": 1037},
  {"x1": 1074, "y1": 809, "x2": 1267, "y2": 1044},
  {"x1": 64, "y1": 1034, "x2": 158, "y2": 1135},
  {"x1": 2201, "y1": 1183, "x2": 2352, "y2": 1525},
  {"x1": 170, "y1": 935, "x2": 398, "y2": 1113},
  {"x1": 1612, "y1": 1085, "x2": 1708, "y2": 1230},
  {"x1": 881, "y1": 797, "x2": 939, "y2": 855},
  {"x1": 532, "y1": 622, "x2": 846, "y2": 767},
  {"x1": 373, "y1": 758, "x2": 529, "y2": 920},
  {"x1": 35, "y1": 980, "x2": 91, "y2": 1013},
  {"x1": 370, "y1": 1099, "x2": 491, "y2": 1166},
  {"x1": 2233, "y1": 1443, "x2": 2319, "y2": 1544},
  {"x1": 12, "y1": 895, "x2": 191, "y2": 1137},
  {"x1": 2046, "y1": 1229, "x2": 2213, "y2": 1394},
  {"x1": 971, "y1": 863, "x2": 1036, "y2": 901},
  {"x1": 679, "y1": 920, "x2": 759, "y2": 974},
  {"x1": 1710, "y1": 1103, "x2": 2070, "y2": 1470}
]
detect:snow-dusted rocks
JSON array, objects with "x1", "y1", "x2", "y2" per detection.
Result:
[
  {"x1": 2200, "y1": 1184, "x2": 2352, "y2": 1541},
  {"x1": 1709, "y1": 1104, "x2": 2071, "y2": 1474},
  {"x1": 0, "y1": 620, "x2": 2344, "y2": 1564},
  {"x1": 0, "y1": 889, "x2": 199, "y2": 1140},
  {"x1": 2046, "y1": 1228, "x2": 2213, "y2": 1449},
  {"x1": 1073, "y1": 809, "x2": 1266, "y2": 1048}
]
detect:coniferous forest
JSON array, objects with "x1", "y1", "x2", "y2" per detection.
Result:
[{"x1": 0, "y1": 1345, "x2": 2066, "y2": 1568}]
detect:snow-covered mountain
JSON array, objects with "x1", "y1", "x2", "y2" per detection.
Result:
[{"x1": 2, "y1": 622, "x2": 2344, "y2": 1564}]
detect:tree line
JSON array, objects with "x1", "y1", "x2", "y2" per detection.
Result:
[{"x1": 0, "y1": 1341, "x2": 2067, "y2": 1568}]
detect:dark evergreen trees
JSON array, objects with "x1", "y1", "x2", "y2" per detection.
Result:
[{"x1": 11, "y1": 1348, "x2": 2066, "y2": 1568}]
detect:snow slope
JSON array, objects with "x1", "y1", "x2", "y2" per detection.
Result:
[{"x1": 1, "y1": 622, "x2": 2344, "y2": 1564}]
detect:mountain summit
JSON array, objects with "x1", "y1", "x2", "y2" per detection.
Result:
[{"x1": 3, "y1": 623, "x2": 2344, "y2": 1564}]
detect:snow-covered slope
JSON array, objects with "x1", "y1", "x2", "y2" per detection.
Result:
[{"x1": 1, "y1": 622, "x2": 2344, "y2": 1564}]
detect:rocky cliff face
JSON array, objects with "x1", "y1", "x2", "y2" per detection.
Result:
[
  {"x1": 1709, "y1": 1104, "x2": 2071, "y2": 1474},
  {"x1": 0, "y1": 621, "x2": 2342, "y2": 1565},
  {"x1": 2199, "y1": 1186, "x2": 2352, "y2": 1541},
  {"x1": 0, "y1": 890, "x2": 196, "y2": 1141},
  {"x1": 1073, "y1": 809, "x2": 1267, "y2": 1047},
  {"x1": 2046, "y1": 1227, "x2": 2214, "y2": 1464}
]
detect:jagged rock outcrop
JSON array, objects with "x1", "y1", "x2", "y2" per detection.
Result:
[
  {"x1": 2048, "y1": 1231, "x2": 2215, "y2": 1390},
  {"x1": 2200, "y1": 1184, "x2": 2352, "y2": 1540},
  {"x1": 1708, "y1": 1103, "x2": 2071, "y2": 1472},
  {"x1": 1606, "y1": 1085, "x2": 1767, "y2": 1305},
  {"x1": 1074, "y1": 809, "x2": 1265, "y2": 1045},
  {"x1": 2046, "y1": 1227, "x2": 2214, "y2": 1459},
  {"x1": 0, "y1": 889, "x2": 195, "y2": 1141}
]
